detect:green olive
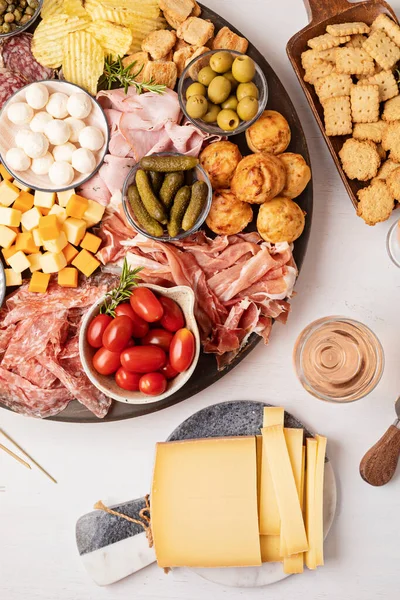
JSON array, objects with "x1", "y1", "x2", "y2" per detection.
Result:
[
  {"x1": 236, "y1": 81, "x2": 259, "y2": 101},
  {"x1": 237, "y1": 96, "x2": 259, "y2": 121},
  {"x1": 4, "y1": 11, "x2": 13, "y2": 21},
  {"x1": 186, "y1": 82, "x2": 207, "y2": 99},
  {"x1": 186, "y1": 94, "x2": 208, "y2": 119},
  {"x1": 19, "y1": 13, "x2": 30, "y2": 23},
  {"x1": 209, "y1": 51, "x2": 234, "y2": 74},
  {"x1": 221, "y1": 95, "x2": 238, "y2": 110},
  {"x1": 222, "y1": 71, "x2": 238, "y2": 90},
  {"x1": 207, "y1": 76, "x2": 231, "y2": 104},
  {"x1": 2, "y1": 21, "x2": 10, "y2": 31},
  {"x1": 202, "y1": 102, "x2": 221, "y2": 123},
  {"x1": 198, "y1": 66, "x2": 217, "y2": 87},
  {"x1": 232, "y1": 55, "x2": 256, "y2": 83},
  {"x1": 217, "y1": 109, "x2": 240, "y2": 131},
  {"x1": 0, "y1": 0, "x2": 6, "y2": 12}
]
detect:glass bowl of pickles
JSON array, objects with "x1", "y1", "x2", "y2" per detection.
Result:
[
  {"x1": 178, "y1": 49, "x2": 268, "y2": 136},
  {"x1": 0, "y1": 0, "x2": 43, "y2": 39},
  {"x1": 122, "y1": 152, "x2": 213, "y2": 242}
]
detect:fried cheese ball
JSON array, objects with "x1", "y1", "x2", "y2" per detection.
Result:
[
  {"x1": 257, "y1": 196, "x2": 305, "y2": 243},
  {"x1": 206, "y1": 189, "x2": 253, "y2": 235},
  {"x1": 279, "y1": 152, "x2": 311, "y2": 199},
  {"x1": 246, "y1": 110, "x2": 291, "y2": 154},
  {"x1": 231, "y1": 152, "x2": 286, "y2": 204},
  {"x1": 200, "y1": 141, "x2": 242, "y2": 189}
]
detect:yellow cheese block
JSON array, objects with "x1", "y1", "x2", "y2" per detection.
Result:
[
  {"x1": 66, "y1": 194, "x2": 88, "y2": 219},
  {"x1": 43, "y1": 231, "x2": 68, "y2": 254},
  {"x1": 0, "y1": 180, "x2": 20, "y2": 207},
  {"x1": 48, "y1": 204, "x2": 67, "y2": 225},
  {"x1": 40, "y1": 251, "x2": 67, "y2": 273},
  {"x1": 71, "y1": 249, "x2": 100, "y2": 277},
  {"x1": 305, "y1": 438, "x2": 318, "y2": 570},
  {"x1": 29, "y1": 271, "x2": 51, "y2": 293},
  {"x1": 315, "y1": 435, "x2": 327, "y2": 567},
  {"x1": 5, "y1": 268, "x2": 22, "y2": 287},
  {"x1": 260, "y1": 535, "x2": 282, "y2": 563},
  {"x1": 281, "y1": 428, "x2": 304, "y2": 557},
  {"x1": 80, "y1": 231, "x2": 101, "y2": 253},
  {"x1": 58, "y1": 267, "x2": 78, "y2": 288},
  {"x1": 39, "y1": 214, "x2": 60, "y2": 241},
  {"x1": 63, "y1": 217, "x2": 86, "y2": 245},
  {"x1": 259, "y1": 407, "x2": 284, "y2": 535},
  {"x1": 28, "y1": 252, "x2": 43, "y2": 273},
  {"x1": 13, "y1": 180, "x2": 31, "y2": 192},
  {"x1": 15, "y1": 232, "x2": 39, "y2": 254},
  {"x1": 34, "y1": 190, "x2": 56, "y2": 209},
  {"x1": 2, "y1": 245, "x2": 17, "y2": 265},
  {"x1": 13, "y1": 191, "x2": 34, "y2": 213},
  {"x1": 57, "y1": 188, "x2": 75, "y2": 208},
  {"x1": 62, "y1": 243, "x2": 79, "y2": 264},
  {"x1": 262, "y1": 425, "x2": 308, "y2": 556},
  {"x1": 0, "y1": 225, "x2": 17, "y2": 249},
  {"x1": 151, "y1": 437, "x2": 262, "y2": 568},
  {"x1": 21, "y1": 207, "x2": 41, "y2": 231},
  {"x1": 32, "y1": 228, "x2": 43, "y2": 247},
  {"x1": 0, "y1": 164, "x2": 13, "y2": 181},
  {"x1": 8, "y1": 250, "x2": 30, "y2": 273},
  {"x1": 0, "y1": 207, "x2": 22, "y2": 228},
  {"x1": 82, "y1": 199, "x2": 105, "y2": 227}
]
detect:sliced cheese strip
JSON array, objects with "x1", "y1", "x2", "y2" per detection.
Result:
[
  {"x1": 283, "y1": 437, "x2": 306, "y2": 574},
  {"x1": 260, "y1": 535, "x2": 282, "y2": 562},
  {"x1": 259, "y1": 407, "x2": 284, "y2": 535},
  {"x1": 262, "y1": 425, "x2": 309, "y2": 556},
  {"x1": 315, "y1": 435, "x2": 327, "y2": 566},
  {"x1": 305, "y1": 438, "x2": 318, "y2": 569}
]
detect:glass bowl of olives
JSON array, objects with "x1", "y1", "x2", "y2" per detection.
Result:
[
  {"x1": 0, "y1": 0, "x2": 42, "y2": 38},
  {"x1": 178, "y1": 49, "x2": 268, "y2": 136}
]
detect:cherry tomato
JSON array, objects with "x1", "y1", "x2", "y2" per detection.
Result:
[
  {"x1": 92, "y1": 347, "x2": 121, "y2": 375},
  {"x1": 115, "y1": 367, "x2": 141, "y2": 391},
  {"x1": 87, "y1": 314, "x2": 113, "y2": 348},
  {"x1": 169, "y1": 328, "x2": 195, "y2": 373},
  {"x1": 141, "y1": 328, "x2": 173, "y2": 352},
  {"x1": 115, "y1": 303, "x2": 149, "y2": 338},
  {"x1": 160, "y1": 359, "x2": 179, "y2": 380},
  {"x1": 139, "y1": 372, "x2": 167, "y2": 396},
  {"x1": 120, "y1": 345, "x2": 166, "y2": 373},
  {"x1": 130, "y1": 288, "x2": 164, "y2": 323},
  {"x1": 125, "y1": 338, "x2": 135, "y2": 348},
  {"x1": 159, "y1": 297, "x2": 185, "y2": 332},
  {"x1": 102, "y1": 316, "x2": 135, "y2": 352}
]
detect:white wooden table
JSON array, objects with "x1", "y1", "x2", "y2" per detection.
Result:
[{"x1": 1, "y1": 1, "x2": 399, "y2": 598}]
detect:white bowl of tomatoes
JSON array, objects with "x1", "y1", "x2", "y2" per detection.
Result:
[{"x1": 79, "y1": 283, "x2": 200, "y2": 404}]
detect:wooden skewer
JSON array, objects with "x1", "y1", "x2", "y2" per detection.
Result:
[
  {"x1": 0, "y1": 429, "x2": 57, "y2": 484},
  {"x1": 0, "y1": 442, "x2": 31, "y2": 470}
]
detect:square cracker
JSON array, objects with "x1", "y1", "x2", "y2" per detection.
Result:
[
  {"x1": 304, "y1": 61, "x2": 335, "y2": 84},
  {"x1": 371, "y1": 13, "x2": 400, "y2": 47},
  {"x1": 350, "y1": 84, "x2": 379, "y2": 123},
  {"x1": 301, "y1": 48, "x2": 337, "y2": 70},
  {"x1": 382, "y1": 95, "x2": 400, "y2": 121},
  {"x1": 308, "y1": 33, "x2": 351, "y2": 51},
  {"x1": 352, "y1": 120, "x2": 387, "y2": 143},
  {"x1": 345, "y1": 34, "x2": 367, "y2": 48},
  {"x1": 336, "y1": 47, "x2": 375, "y2": 75},
  {"x1": 323, "y1": 95, "x2": 352, "y2": 136},
  {"x1": 357, "y1": 180, "x2": 394, "y2": 225},
  {"x1": 314, "y1": 73, "x2": 352, "y2": 102},
  {"x1": 363, "y1": 30, "x2": 400, "y2": 70},
  {"x1": 327, "y1": 22, "x2": 370, "y2": 37},
  {"x1": 357, "y1": 70, "x2": 398, "y2": 102},
  {"x1": 382, "y1": 121, "x2": 400, "y2": 161}
]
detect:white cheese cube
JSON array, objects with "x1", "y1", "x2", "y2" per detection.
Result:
[
  {"x1": 42, "y1": 231, "x2": 68, "y2": 253},
  {"x1": 5, "y1": 268, "x2": 22, "y2": 286},
  {"x1": 34, "y1": 190, "x2": 56, "y2": 209},
  {"x1": 20, "y1": 207, "x2": 41, "y2": 231},
  {"x1": 0, "y1": 225, "x2": 17, "y2": 249},
  {"x1": 62, "y1": 217, "x2": 86, "y2": 245},
  {"x1": 27, "y1": 252, "x2": 43, "y2": 273},
  {"x1": 8, "y1": 250, "x2": 30, "y2": 273},
  {"x1": 0, "y1": 180, "x2": 20, "y2": 207},
  {"x1": 0, "y1": 207, "x2": 22, "y2": 227},
  {"x1": 40, "y1": 251, "x2": 67, "y2": 273},
  {"x1": 48, "y1": 203, "x2": 67, "y2": 225},
  {"x1": 57, "y1": 188, "x2": 75, "y2": 208},
  {"x1": 32, "y1": 228, "x2": 43, "y2": 247},
  {"x1": 82, "y1": 199, "x2": 105, "y2": 228},
  {"x1": 13, "y1": 181, "x2": 31, "y2": 192}
]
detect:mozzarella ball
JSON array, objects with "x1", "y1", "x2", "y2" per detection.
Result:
[
  {"x1": 7, "y1": 102, "x2": 34, "y2": 125},
  {"x1": 67, "y1": 93, "x2": 92, "y2": 119},
  {"x1": 6, "y1": 148, "x2": 31, "y2": 172},
  {"x1": 44, "y1": 120, "x2": 71, "y2": 145},
  {"x1": 15, "y1": 129, "x2": 32, "y2": 150},
  {"x1": 31, "y1": 152, "x2": 54, "y2": 175},
  {"x1": 24, "y1": 132, "x2": 49, "y2": 159},
  {"x1": 25, "y1": 83, "x2": 49, "y2": 110},
  {"x1": 64, "y1": 117, "x2": 85, "y2": 143},
  {"x1": 48, "y1": 161, "x2": 74, "y2": 186},
  {"x1": 30, "y1": 111, "x2": 53, "y2": 133},
  {"x1": 71, "y1": 148, "x2": 96, "y2": 174},
  {"x1": 79, "y1": 126, "x2": 104, "y2": 152},
  {"x1": 53, "y1": 142, "x2": 76, "y2": 163},
  {"x1": 46, "y1": 92, "x2": 69, "y2": 119}
]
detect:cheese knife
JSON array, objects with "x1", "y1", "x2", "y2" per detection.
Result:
[{"x1": 360, "y1": 396, "x2": 400, "y2": 486}]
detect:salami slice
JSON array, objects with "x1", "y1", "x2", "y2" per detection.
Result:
[
  {"x1": 0, "y1": 71, "x2": 27, "y2": 109},
  {"x1": 1, "y1": 33, "x2": 54, "y2": 84}
]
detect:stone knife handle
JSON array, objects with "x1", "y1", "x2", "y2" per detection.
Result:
[{"x1": 360, "y1": 424, "x2": 400, "y2": 486}]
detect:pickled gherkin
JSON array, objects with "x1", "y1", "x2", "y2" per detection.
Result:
[
  {"x1": 159, "y1": 171, "x2": 185, "y2": 209},
  {"x1": 128, "y1": 184, "x2": 164, "y2": 238},
  {"x1": 135, "y1": 169, "x2": 167, "y2": 224},
  {"x1": 140, "y1": 155, "x2": 199, "y2": 172},
  {"x1": 182, "y1": 181, "x2": 208, "y2": 231},
  {"x1": 168, "y1": 186, "x2": 191, "y2": 238},
  {"x1": 149, "y1": 171, "x2": 164, "y2": 195}
]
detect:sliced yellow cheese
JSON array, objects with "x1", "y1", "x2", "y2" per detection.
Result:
[
  {"x1": 20, "y1": 207, "x2": 41, "y2": 231},
  {"x1": 262, "y1": 425, "x2": 308, "y2": 556},
  {"x1": 315, "y1": 435, "x2": 327, "y2": 567},
  {"x1": 82, "y1": 198, "x2": 105, "y2": 227},
  {"x1": 0, "y1": 180, "x2": 20, "y2": 207},
  {"x1": 34, "y1": 190, "x2": 56, "y2": 209},
  {"x1": 5, "y1": 268, "x2": 22, "y2": 287},
  {"x1": 260, "y1": 535, "x2": 282, "y2": 563},
  {"x1": 259, "y1": 407, "x2": 284, "y2": 535},
  {"x1": 8, "y1": 250, "x2": 30, "y2": 273},
  {"x1": 42, "y1": 231, "x2": 68, "y2": 254},
  {"x1": 57, "y1": 188, "x2": 75, "y2": 208},
  {"x1": 305, "y1": 438, "x2": 318, "y2": 570},
  {"x1": 0, "y1": 225, "x2": 17, "y2": 249},
  {"x1": 40, "y1": 251, "x2": 67, "y2": 273},
  {"x1": 0, "y1": 207, "x2": 22, "y2": 228}
]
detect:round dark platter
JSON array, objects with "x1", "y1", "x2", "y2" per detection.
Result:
[{"x1": 0, "y1": 2, "x2": 313, "y2": 422}]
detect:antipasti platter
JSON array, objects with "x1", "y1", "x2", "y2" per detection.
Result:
[{"x1": 0, "y1": 0, "x2": 313, "y2": 422}]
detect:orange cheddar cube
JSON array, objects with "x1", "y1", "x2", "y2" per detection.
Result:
[
  {"x1": 66, "y1": 194, "x2": 89, "y2": 219},
  {"x1": 2, "y1": 245, "x2": 17, "y2": 265},
  {"x1": 58, "y1": 267, "x2": 78, "y2": 288},
  {"x1": 72, "y1": 249, "x2": 100, "y2": 277},
  {"x1": 0, "y1": 225, "x2": 17, "y2": 249},
  {"x1": 0, "y1": 180, "x2": 20, "y2": 207},
  {"x1": 80, "y1": 232, "x2": 102, "y2": 253},
  {"x1": 62, "y1": 243, "x2": 79, "y2": 264},
  {"x1": 13, "y1": 191, "x2": 34, "y2": 213},
  {"x1": 39, "y1": 207, "x2": 51, "y2": 216},
  {"x1": 29, "y1": 271, "x2": 51, "y2": 293},
  {"x1": 39, "y1": 214, "x2": 60, "y2": 241},
  {"x1": 15, "y1": 232, "x2": 39, "y2": 254},
  {"x1": 0, "y1": 164, "x2": 13, "y2": 181}
]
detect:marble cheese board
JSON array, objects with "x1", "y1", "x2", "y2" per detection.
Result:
[{"x1": 76, "y1": 401, "x2": 337, "y2": 587}]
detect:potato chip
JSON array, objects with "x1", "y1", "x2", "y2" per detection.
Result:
[
  {"x1": 32, "y1": 14, "x2": 90, "y2": 69},
  {"x1": 41, "y1": 0, "x2": 64, "y2": 19},
  {"x1": 63, "y1": 0, "x2": 88, "y2": 18},
  {"x1": 63, "y1": 31, "x2": 104, "y2": 96},
  {"x1": 85, "y1": 20, "x2": 132, "y2": 60},
  {"x1": 99, "y1": 0, "x2": 160, "y2": 13}
]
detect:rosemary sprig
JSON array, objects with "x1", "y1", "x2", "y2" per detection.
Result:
[
  {"x1": 100, "y1": 258, "x2": 143, "y2": 317},
  {"x1": 100, "y1": 55, "x2": 166, "y2": 95}
]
